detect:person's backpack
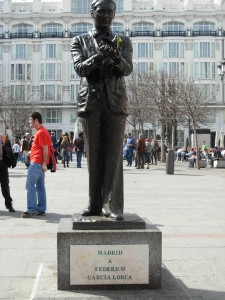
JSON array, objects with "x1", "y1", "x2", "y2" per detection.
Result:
[
  {"x1": 2, "y1": 145, "x2": 17, "y2": 168},
  {"x1": 47, "y1": 146, "x2": 57, "y2": 172}
]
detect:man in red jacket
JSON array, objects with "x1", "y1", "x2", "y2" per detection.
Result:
[{"x1": 21, "y1": 112, "x2": 52, "y2": 218}]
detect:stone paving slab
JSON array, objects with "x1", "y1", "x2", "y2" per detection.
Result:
[{"x1": 0, "y1": 159, "x2": 225, "y2": 299}]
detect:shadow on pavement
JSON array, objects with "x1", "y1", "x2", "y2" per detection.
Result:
[
  {"x1": 35, "y1": 263, "x2": 225, "y2": 299},
  {"x1": 0, "y1": 210, "x2": 71, "y2": 223}
]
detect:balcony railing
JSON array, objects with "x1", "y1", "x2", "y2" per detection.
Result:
[
  {"x1": 193, "y1": 30, "x2": 217, "y2": 36},
  {"x1": 0, "y1": 29, "x2": 221, "y2": 39},
  {"x1": 10, "y1": 32, "x2": 33, "y2": 38},
  {"x1": 70, "y1": 31, "x2": 86, "y2": 38},
  {"x1": 40, "y1": 32, "x2": 64, "y2": 38},
  {"x1": 130, "y1": 31, "x2": 155, "y2": 37},
  {"x1": 162, "y1": 30, "x2": 186, "y2": 37}
]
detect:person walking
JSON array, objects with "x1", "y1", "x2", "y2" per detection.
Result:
[
  {"x1": 0, "y1": 134, "x2": 15, "y2": 212},
  {"x1": 136, "y1": 134, "x2": 146, "y2": 169},
  {"x1": 22, "y1": 133, "x2": 31, "y2": 168},
  {"x1": 151, "y1": 138, "x2": 159, "y2": 165},
  {"x1": 21, "y1": 112, "x2": 52, "y2": 218},
  {"x1": 145, "y1": 138, "x2": 152, "y2": 169},
  {"x1": 74, "y1": 132, "x2": 84, "y2": 168},
  {"x1": 12, "y1": 140, "x2": 20, "y2": 163},
  {"x1": 60, "y1": 135, "x2": 70, "y2": 168},
  {"x1": 125, "y1": 132, "x2": 136, "y2": 167},
  {"x1": 3, "y1": 134, "x2": 12, "y2": 149},
  {"x1": 71, "y1": 0, "x2": 133, "y2": 220}
]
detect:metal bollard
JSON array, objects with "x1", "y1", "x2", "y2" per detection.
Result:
[{"x1": 166, "y1": 149, "x2": 174, "y2": 174}]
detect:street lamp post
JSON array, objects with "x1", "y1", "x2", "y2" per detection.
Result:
[
  {"x1": 217, "y1": 59, "x2": 225, "y2": 148},
  {"x1": 217, "y1": 59, "x2": 225, "y2": 81}
]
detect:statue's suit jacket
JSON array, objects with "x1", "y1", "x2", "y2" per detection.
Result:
[{"x1": 71, "y1": 29, "x2": 133, "y2": 116}]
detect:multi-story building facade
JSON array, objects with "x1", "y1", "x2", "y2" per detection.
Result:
[{"x1": 0, "y1": 0, "x2": 225, "y2": 146}]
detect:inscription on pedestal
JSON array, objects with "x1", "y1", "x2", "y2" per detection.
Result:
[{"x1": 70, "y1": 244, "x2": 149, "y2": 285}]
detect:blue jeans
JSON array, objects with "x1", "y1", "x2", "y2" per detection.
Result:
[
  {"x1": 125, "y1": 147, "x2": 134, "y2": 166},
  {"x1": 26, "y1": 163, "x2": 46, "y2": 213},
  {"x1": 76, "y1": 151, "x2": 83, "y2": 167}
]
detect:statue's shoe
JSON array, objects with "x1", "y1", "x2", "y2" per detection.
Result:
[
  {"x1": 80, "y1": 209, "x2": 101, "y2": 216},
  {"x1": 108, "y1": 213, "x2": 124, "y2": 220}
]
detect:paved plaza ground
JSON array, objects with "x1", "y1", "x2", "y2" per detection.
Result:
[{"x1": 0, "y1": 157, "x2": 225, "y2": 300}]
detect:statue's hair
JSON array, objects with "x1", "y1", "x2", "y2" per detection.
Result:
[{"x1": 91, "y1": 0, "x2": 116, "y2": 11}]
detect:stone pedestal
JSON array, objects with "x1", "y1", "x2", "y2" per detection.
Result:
[{"x1": 57, "y1": 215, "x2": 162, "y2": 290}]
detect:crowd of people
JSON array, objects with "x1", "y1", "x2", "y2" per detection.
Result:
[
  {"x1": 175, "y1": 141, "x2": 225, "y2": 167},
  {"x1": 2, "y1": 130, "x2": 85, "y2": 170},
  {"x1": 123, "y1": 133, "x2": 162, "y2": 169}
]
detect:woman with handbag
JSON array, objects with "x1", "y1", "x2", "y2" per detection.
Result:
[{"x1": 60, "y1": 136, "x2": 70, "y2": 168}]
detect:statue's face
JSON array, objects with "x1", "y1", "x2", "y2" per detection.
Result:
[{"x1": 91, "y1": 0, "x2": 115, "y2": 29}]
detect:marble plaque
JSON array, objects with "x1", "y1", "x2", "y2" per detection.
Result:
[{"x1": 70, "y1": 244, "x2": 149, "y2": 285}]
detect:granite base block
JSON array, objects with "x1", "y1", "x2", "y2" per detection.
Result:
[
  {"x1": 73, "y1": 213, "x2": 146, "y2": 230},
  {"x1": 57, "y1": 217, "x2": 162, "y2": 290}
]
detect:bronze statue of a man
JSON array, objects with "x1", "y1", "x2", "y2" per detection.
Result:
[{"x1": 71, "y1": 0, "x2": 133, "y2": 220}]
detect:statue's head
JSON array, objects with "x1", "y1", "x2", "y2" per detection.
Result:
[{"x1": 90, "y1": 0, "x2": 116, "y2": 29}]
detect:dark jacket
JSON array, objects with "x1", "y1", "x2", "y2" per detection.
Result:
[
  {"x1": 74, "y1": 136, "x2": 84, "y2": 152},
  {"x1": 136, "y1": 138, "x2": 146, "y2": 154},
  {"x1": 71, "y1": 29, "x2": 133, "y2": 116}
]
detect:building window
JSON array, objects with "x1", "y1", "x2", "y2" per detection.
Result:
[
  {"x1": 163, "y1": 22, "x2": 185, "y2": 32},
  {"x1": 193, "y1": 22, "x2": 215, "y2": 32},
  {"x1": 194, "y1": 42, "x2": 215, "y2": 58},
  {"x1": 0, "y1": 25, "x2": 3, "y2": 35},
  {"x1": 201, "y1": 62, "x2": 210, "y2": 79},
  {"x1": 207, "y1": 109, "x2": 216, "y2": 123},
  {"x1": 41, "y1": 44, "x2": 62, "y2": 59},
  {"x1": 40, "y1": 84, "x2": 62, "y2": 101},
  {"x1": 114, "y1": 0, "x2": 123, "y2": 12},
  {"x1": 135, "y1": 43, "x2": 153, "y2": 58},
  {"x1": 112, "y1": 22, "x2": 124, "y2": 33},
  {"x1": 71, "y1": 0, "x2": 123, "y2": 13},
  {"x1": 40, "y1": 63, "x2": 62, "y2": 80},
  {"x1": 42, "y1": 109, "x2": 62, "y2": 123},
  {"x1": 11, "y1": 44, "x2": 32, "y2": 60},
  {"x1": 132, "y1": 22, "x2": 154, "y2": 32},
  {"x1": 198, "y1": 84, "x2": 217, "y2": 101},
  {"x1": 11, "y1": 24, "x2": 33, "y2": 37},
  {"x1": 42, "y1": 23, "x2": 63, "y2": 33},
  {"x1": 0, "y1": 45, "x2": 2, "y2": 60},
  {"x1": 70, "y1": 84, "x2": 80, "y2": 102},
  {"x1": 71, "y1": 63, "x2": 80, "y2": 80},
  {"x1": 0, "y1": 64, "x2": 2, "y2": 81},
  {"x1": 71, "y1": 22, "x2": 93, "y2": 34},
  {"x1": 163, "y1": 43, "x2": 184, "y2": 58},
  {"x1": 134, "y1": 62, "x2": 154, "y2": 73},
  {"x1": 193, "y1": 62, "x2": 216, "y2": 80},
  {"x1": 10, "y1": 84, "x2": 31, "y2": 100},
  {"x1": 177, "y1": 130, "x2": 184, "y2": 147},
  {"x1": 163, "y1": 62, "x2": 184, "y2": 77},
  {"x1": 71, "y1": 0, "x2": 92, "y2": 14},
  {"x1": 70, "y1": 114, "x2": 76, "y2": 124},
  {"x1": 11, "y1": 63, "x2": 32, "y2": 81}
]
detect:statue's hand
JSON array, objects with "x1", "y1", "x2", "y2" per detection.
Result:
[
  {"x1": 93, "y1": 44, "x2": 110, "y2": 65},
  {"x1": 99, "y1": 44, "x2": 110, "y2": 57},
  {"x1": 108, "y1": 48, "x2": 121, "y2": 65},
  {"x1": 93, "y1": 52, "x2": 105, "y2": 65}
]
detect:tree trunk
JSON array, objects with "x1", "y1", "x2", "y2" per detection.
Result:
[
  {"x1": 171, "y1": 123, "x2": 175, "y2": 150},
  {"x1": 160, "y1": 120, "x2": 166, "y2": 163},
  {"x1": 193, "y1": 125, "x2": 200, "y2": 170},
  {"x1": 188, "y1": 117, "x2": 191, "y2": 148}
]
